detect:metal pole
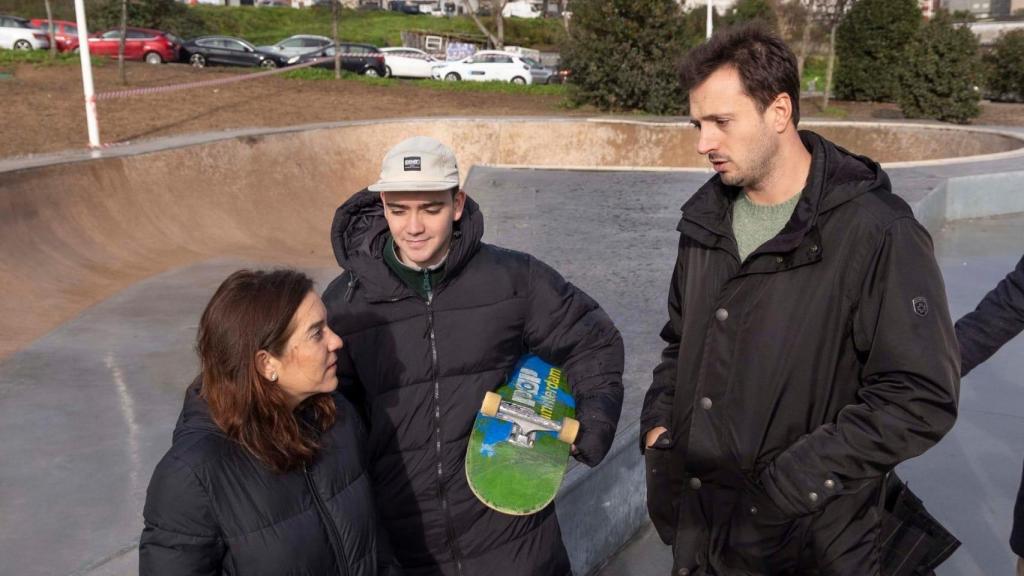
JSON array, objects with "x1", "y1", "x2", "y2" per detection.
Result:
[
  {"x1": 706, "y1": 0, "x2": 713, "y2": 39},
  {"x1": 73, "y1": 0, "x2": 100, "y2": 148}
]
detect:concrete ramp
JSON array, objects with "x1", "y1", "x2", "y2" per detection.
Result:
[{"x1": 2, "y1": 117, "x2": 1024, "y2": 576}]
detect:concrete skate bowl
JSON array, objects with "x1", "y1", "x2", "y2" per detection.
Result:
[{"x1": 2, "y1": 118, "x2": 1023, "y2": 361}]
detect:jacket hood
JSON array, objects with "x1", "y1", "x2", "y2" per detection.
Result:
[
  {"x1": 172, "y1": 379, "x2": 226, "y2": 444},
  {"x1": 680, "y1": 130, "x2": 888, "y2": 252},
  {"x1": 330, "y1": 189, "x2": 484, "y2": 300}
]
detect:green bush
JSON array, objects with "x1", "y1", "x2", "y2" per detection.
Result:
[
  {"x1": 560, "y1": 0, "x2": 687, "y2": 114},
  {"x1": 834, "y1": 0, "x2": 922, "y2": 102},
  {"x1": 89, "y1": 0, "x2": 207, "y2": 38},
  {"x1": 983, "y1": 29, "x2": 1024, "y2": 102},
  {"x1": 897, "y1": 11, "x2": 980, "y2": 124}
]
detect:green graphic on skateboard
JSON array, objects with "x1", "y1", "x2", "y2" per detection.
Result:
[{"x1": 465, "y1": 354, "x2": 579, "y2": 515}]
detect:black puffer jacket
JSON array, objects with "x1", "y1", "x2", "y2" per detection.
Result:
[
  {"x1": 140, "y1": 384, "x2": 379, "y2": 576},
  {"x1": 323, "y1": 190, "x2": 624, "y2": 576},
  {"x1": 642, "y1": 132, "x2": 960, "y2": 575}
]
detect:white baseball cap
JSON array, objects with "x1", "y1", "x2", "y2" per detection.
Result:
[{"x1": 368, "y1": 136, "x2": 460, "y2": 193}]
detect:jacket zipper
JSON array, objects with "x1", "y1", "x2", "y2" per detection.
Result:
[
  {"x1": 304, "y1": 463, "x2": 351, "y2": 576},
  {"x1": 425, "y1": 282, "x2": 465, "y2": 576}
]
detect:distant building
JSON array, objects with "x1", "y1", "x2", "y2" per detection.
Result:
[
  {"x1": 919, "y1": 0, "x2": 939, "y2": 18},
  {"x1": 942, "y1": 0, "x2": 1024, "y2": 18},
  {"x1": 969, "y1": 20, "x2": 1024, "y2": 45}
]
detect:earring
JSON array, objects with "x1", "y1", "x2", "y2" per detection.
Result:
[{"x1": 270, "y1": 372, "x2": 278, "y2": 382}]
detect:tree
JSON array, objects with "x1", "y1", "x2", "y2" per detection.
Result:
[
  {"x1": 561, "y1": 0, "x2": 688, "y2": 114},
  {"x1": 834, "y1": 0, "x2": 921, "y2": 103},
  {"x1": 897, "y1": 10, "x2": 980, "y2": 123},
  {"x1": 460, "y1": 0, "x2": 508, "y2": 49},
  {"x1": 722, "y1": 0, "x2": 779, "y2": 32},
  {"x1": 816, "y1": 0, "x2": 855, "y2": 108},
  {"x1": 331, "y1": 0, "x2": 341, "y2": 79},
  {"x1": 91, "y1": 0, "x2": 205, "y2": 40},
  {"x1": 118, "y1": 0, "x2": 127, "y2": 85},
  {"x1": 43, "y1": 0, "x2": 56, "y2": 58},
  {"x1": 983, "y1": 29, "x2": 1024, "y2": 102},
  {"x1": 950, "y1": 9, "x2": 975, "y2": 23}
]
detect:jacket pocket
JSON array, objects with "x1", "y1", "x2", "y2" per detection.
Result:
[{"x1": 645, "y1": 442, "x2": 679, "y2": 545}]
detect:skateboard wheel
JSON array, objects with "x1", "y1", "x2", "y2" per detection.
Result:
[
  {"x1": 481, "y1": 391, "x2": 501, "y2": 417},
  {"x1": 558, "y1": 417, "x2": 579, "y2": 444}
]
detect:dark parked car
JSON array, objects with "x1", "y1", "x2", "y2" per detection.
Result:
[
  {"x1": 181, "y1": 36, "x2": 299, "y2": 69},
  {"x1": 388, "y1": 1, "x2": 424, "y2": 14},
  {"x1": 297, "y1": 43, "x2": 386, "y2": 76}
]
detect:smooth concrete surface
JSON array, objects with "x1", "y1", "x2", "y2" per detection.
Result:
[
  {"x1": 2, "y1": 166, "x2": 1022, "y2": 576},
  {"x1": 596, "y1": 214, "x2": 1024, "y2": 576},
  {"x1": 2, "y1": 118, "x2": 1024, "y2": 575},
  {"x1": 3, "y1": 117, "x2": 1024, "y2": 360}
]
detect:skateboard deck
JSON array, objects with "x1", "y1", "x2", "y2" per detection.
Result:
[{"x1": 465, "y1": 354, "x2": 578, "y2": 515}]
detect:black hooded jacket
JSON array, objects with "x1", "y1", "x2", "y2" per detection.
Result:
[
  {"x1": 140, "y1": 386, "x2": 379, "y2": 576},
  {"x1": 323, "y1": 191, "x2": 624, "y2": 576},
  {"x1": 641, "y1": 131, "x2": 960, "y2": 574}
]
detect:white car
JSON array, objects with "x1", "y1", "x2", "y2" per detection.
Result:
[
  {"x1": 502, "y1": 1, "x2": 541, "y2": 18},
  {"x1": 0, "y1": 15, "x2": 50, "y2": 50},
  {"x1": 381, "y1": 47, "x2": 438, "y2": 78},
  {"x1": 258, "y1": 34, "x2": 332, "y2": 57},
  {"x1": 430, "y1": 51, "x2": 533, "y2": 85}
]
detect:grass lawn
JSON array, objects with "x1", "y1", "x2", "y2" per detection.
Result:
[{"x1": 0, "y1": 48, "x2": 105, "y2": 72}]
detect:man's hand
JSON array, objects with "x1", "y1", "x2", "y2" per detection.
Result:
[{"x1": 645, "y1": 426, "x2": 669, "y2": 449}]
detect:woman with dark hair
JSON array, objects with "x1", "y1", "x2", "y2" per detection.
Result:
[{"x1": 140, "y1": 269, "x2": 380, "y2": 575}]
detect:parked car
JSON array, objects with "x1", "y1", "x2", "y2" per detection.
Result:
[
  {"x1": 0, "y1": 15, "x2": 50, "y2": 50},
  {"x1": 29, "y1": 19, "x2": 77, "y2": 52},
  {"x1": 67, "y1": 27, "x2": 180, "y2": 64},
  {"x1": 258, "y1": 34, "x2": 332, "y2": 57},
  {"x1": 380, "y1": 46, "x2": 437, "y2": 78},
  {"x1": 430, "y1": 50, "x2": 533, "y2": 85},
  {"x1": 296, "y1": 43, "x2": 386, "y2": 76},
  {"x1": 388, "y1": 0, "x2": 424, "y2": 14},
  {"x1": 182, "y1": 36, "x2": 299, "y2": 69},
  {"x1": 502, "y1": 1, "x2": 541, "y2": 18},
  {"x1": 520, "y1": 56, "x2": 559, "y2": 84}
]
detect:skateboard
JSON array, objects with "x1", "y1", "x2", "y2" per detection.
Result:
[{"x1": 465, "y1": 354, "x2": 579, "y2": 515}]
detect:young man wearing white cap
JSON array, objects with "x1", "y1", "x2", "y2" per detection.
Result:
[{"x1": 323, "y1": 137, "x2": 625, "y2": 576}]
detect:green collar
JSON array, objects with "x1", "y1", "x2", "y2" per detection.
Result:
[{"x1": 384, "y1": 235, "x2": 446, "y2": 300}]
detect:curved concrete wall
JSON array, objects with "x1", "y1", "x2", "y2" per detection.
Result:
[{"x1": 2, "y1": 118, "x2": 1023, "y2": 359}]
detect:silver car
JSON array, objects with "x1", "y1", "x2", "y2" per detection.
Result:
[
  {"x1": 521, "y1": 56, "x2": 556, "y2": 85},
  {"x1": 258, "y1": 34, "x2": 333, "y2": 57},
  {"x1": 0, "y1": 15, "x2": 50, "y2": 50}
]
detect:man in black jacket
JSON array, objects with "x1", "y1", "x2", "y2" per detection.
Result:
[
  {"x1": 640, "y1": 25, "x2": 960, "y2": 575},
  {"x1": 324, "y1": 136, "x2": 624, "y2": 576},
  {"x1": 956, "y1": 255, "x2": 1024, "y2": 576}
]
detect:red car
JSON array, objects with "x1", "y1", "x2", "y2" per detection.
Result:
[
  {"x1": 67, "y1": 27, "x2": 182, "y2": 64},
  {"x1": 29, "y1": 19, "x2": 77, "y2": 52}
]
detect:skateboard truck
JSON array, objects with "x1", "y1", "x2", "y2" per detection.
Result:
[{"x1": 480, "y1": 391, "x2": 579, "y2": 447}]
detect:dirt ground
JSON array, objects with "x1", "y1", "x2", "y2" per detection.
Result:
[{"x1": 2, "y1": 60, "x2": 1023, "y2": 159}]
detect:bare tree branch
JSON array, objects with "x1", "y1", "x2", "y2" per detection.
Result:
[{"x1": 43, "y1": 0, "x2": 56, "y2": 58}]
